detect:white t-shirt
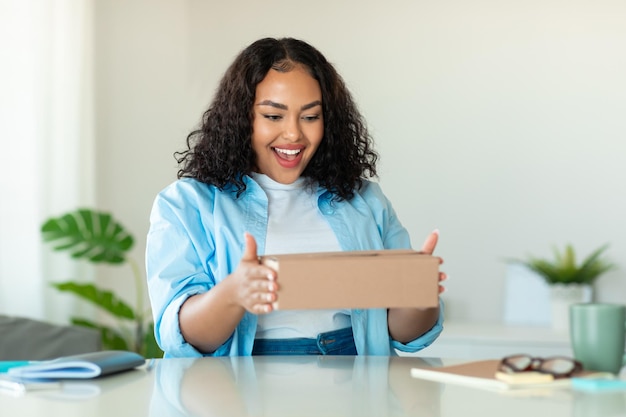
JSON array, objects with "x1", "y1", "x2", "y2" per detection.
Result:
[{"x1": 252, "y1": 173, "x2": 351, "y2": 339}]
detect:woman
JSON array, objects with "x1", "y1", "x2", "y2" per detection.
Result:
[{"x1": 146, "y1": 37, "x2": 445, "y2": 357}]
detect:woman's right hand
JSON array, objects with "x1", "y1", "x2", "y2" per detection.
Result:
[
  {"x1": 179, "y1": 232, "x2": 277, "y2": 353},
  {"x1": 231, "y1": 232, "x2": 278, "y2": 314}
]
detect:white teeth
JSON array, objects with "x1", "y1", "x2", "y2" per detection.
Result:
[{"x1": 274, "y1": 148, "x2": 301, "y2": 155}]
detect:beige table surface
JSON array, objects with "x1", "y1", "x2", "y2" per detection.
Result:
[{"x1": 1, "y1": 355, "x2": 624, "y2": 417}]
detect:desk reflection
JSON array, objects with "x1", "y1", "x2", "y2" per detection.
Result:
[
  {"x1": 573, "y1": 389, "x2": 626, "y2": 417},
  {"x1": 150, "y1": 356, "x2": 442, "y2": 417}
]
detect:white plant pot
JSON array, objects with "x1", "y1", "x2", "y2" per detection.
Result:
[{"x1": 550, "y1": 283, "x2": 593, "y2": 332}]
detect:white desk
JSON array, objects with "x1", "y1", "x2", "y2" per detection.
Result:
[
  {"x1": 2, "y1": 356, "x2": 624, "y2": 417},
  {"x1": 407, "y1": 322, "x2": 573, "y2": 359}
]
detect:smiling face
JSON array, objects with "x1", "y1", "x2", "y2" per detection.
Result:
[{"x1": 251, "y1": 65, "x2": 324, "y2": 184}]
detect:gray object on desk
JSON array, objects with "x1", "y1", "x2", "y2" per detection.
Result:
[{"x1": 0, "y1": 315, "x2": 102, "y2": 360}]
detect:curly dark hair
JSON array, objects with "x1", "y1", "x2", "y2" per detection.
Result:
[{"x1": 175, "y1": 37, "x2": 378, "y2": 200}]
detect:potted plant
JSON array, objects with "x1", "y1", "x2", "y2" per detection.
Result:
[
  {"x1": 510, "y1": 243, "x2": 616, "y2": 331},
  {"x1": 41, "y1": 208, "x2": 162, "y2": 358}
]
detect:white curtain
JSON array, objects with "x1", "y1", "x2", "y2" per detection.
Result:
[{"x1": 0, "y1": 0, "x2": 95, "y2": 323}]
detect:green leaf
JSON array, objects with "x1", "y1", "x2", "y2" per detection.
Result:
[
  {"x1": 52, "y1": 282, "x2": 136, "y2": 320},
  {"x1": 510, "y1": 243, "x2": 616, "y2": 285},
  {"x1": 71, "y1": 318, "x2": 130, "y2": 351},
  {"x1": 141, "y1": 322, "x2": 164, "y2": 358},
  {"x1": 41, "y1": 208, "x2": 134, "y2": 264},
  {"x1": 577, "y1": 244, "x2": 616, "y2": 283}
]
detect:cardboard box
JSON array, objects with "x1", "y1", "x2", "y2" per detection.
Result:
[{"x1": 260, "y1": 250, "x2": 440, "y2": 310}]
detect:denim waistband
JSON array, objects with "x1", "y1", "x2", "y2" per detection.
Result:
[{"x1": 252, "y1": 327, "x2": 357, "y2": 356}]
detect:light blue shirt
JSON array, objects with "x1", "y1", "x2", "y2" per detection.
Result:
[{"x1": 146, "y1": 176, "x2": 444, "y2": 357}]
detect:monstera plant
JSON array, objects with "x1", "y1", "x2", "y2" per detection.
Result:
[{"x1": 41, "y1": 208, "x2": 162, "y2": 358}]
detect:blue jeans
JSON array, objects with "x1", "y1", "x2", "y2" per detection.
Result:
[{"x1": 252, "y1": 327, "x2": 357, "y2": 356}]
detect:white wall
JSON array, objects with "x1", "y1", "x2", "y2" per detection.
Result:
[
  {"x1": 0, "y1": 1, "x2": 96, "y2": 322},
  {"x1": 93, "y1": 0, "x2": 626, "y2": 323}
]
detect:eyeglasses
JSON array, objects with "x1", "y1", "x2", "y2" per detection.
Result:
[{"x1": 498, "y1": 354, "x2": 583, "y2": 379}]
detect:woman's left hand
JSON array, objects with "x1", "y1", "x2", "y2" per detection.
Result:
[
  {"x1": 420, "y1": 229, "x2": 447, "y2": 294},
  {"x1": 387, "y1": 228, "x2": 446, "y2": 343}
]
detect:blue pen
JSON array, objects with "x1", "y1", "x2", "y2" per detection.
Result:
[
  {"x1": 0, "y1": 361, "x2": 33, "y2": 374},
  {"x1": 571, "y1": 377, "x2": 626, "y2": 392}
]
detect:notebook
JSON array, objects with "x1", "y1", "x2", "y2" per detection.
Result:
[
  {"x1": 5, "y1": 350, "x2": 146, "y2": 381},
  {"x1": 410, "y1": 359, "x2": 609, "y2": 392}
]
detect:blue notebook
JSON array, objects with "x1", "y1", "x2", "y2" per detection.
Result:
[{"x1": 5, "y1": 350, "x2": 146, "y2": 380}]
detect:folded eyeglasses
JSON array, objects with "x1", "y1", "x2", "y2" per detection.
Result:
[{"x1": 498, "y1": 354, "x2": 583, "y2": 379}]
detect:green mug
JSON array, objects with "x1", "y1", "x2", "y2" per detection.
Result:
[{"x1": 569, "y1": 303, "x2": 626, "y2": 374}]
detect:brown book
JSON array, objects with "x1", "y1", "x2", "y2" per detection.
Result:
[{"x1": 410, "y1": 360, "x2": 592, "y2": 392}]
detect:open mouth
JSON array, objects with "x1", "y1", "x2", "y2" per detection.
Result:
[
  {"x1": 273, "y1": 147, "x2": 302, "y2": 161},
  {"x1": 272, "y1": 146, "x2": 304, "y2": 169}
]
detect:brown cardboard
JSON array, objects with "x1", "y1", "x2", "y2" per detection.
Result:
[{"x1": 260, "y1": 250, "x2": 440, "y2": 310}]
